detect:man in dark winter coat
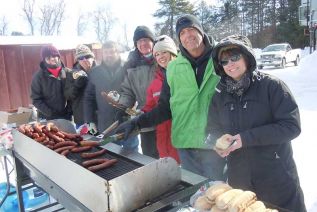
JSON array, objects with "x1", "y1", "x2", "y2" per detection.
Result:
[
  {"x1": 117, "y1": 26, "x2": 159, "y2": 159},
  {"x1": 31, "y1": 45, "x2": 72, "y2": 121},
  {"x1": 207, "y1": 34, "x2": 306, "y2": 211},
  {"x1": 115, "y1": 15, "x2": 225, "y2": 180},
  {"x1": 64, "y1": 44, "x2": 96, "y2": 128},
  {"x1": 84, "y1": 41, "x2": 139, "y2": 152}
]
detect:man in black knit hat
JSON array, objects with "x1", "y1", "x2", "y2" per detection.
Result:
[
  {"x1": 115, "y1": 25, "x2": 159, "y2": 158},
  {"x1": 116, "y1": 15, "x2": 226, "y2": 180}
]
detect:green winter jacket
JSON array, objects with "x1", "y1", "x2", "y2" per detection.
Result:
[{"x1": 166, "y1": 54, "x2": 220, "y2": 148}]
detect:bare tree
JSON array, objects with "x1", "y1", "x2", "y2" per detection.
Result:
[
  {"x1": 22, "y1": 0, "x2": 36, "y2": 35},
  {"x1": 0, "y1": 16, "x2": 8, "y2": 35},
  {"x1": 93, "y1": 6, "x2": 116, "y2": 43},
  {"x1": 39, "y1": 0, "x2": 66, "y2": 35},
  {"x1": 122, "y1": 23, "x2": 130, "y2": 50},
  {"x1": 76, "y1": 12, "x2": 88, "y2": 36}
]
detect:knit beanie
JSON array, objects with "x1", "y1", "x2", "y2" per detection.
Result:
[
  {"x1": 41, "y1": 45, "x2": 60, "y2": 60},
  {"x1": 176, "y1": 14, "x2": 204, "y2": 40},
  {"x1": 133, "y1": 25, "x2": 155, "y2": 47},
  {"x1": 153, "y1": 35, "x2": 178, "y2": 56},
  {"x1": 75, "y1": 44, "x2": 95, "y2": 61}
]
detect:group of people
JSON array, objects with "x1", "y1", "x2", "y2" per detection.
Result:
[{"x1": 30, "y1": 13, "x2": 306, "y2": 211}]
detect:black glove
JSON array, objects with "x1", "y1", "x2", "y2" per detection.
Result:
[
  {"x1": 114, "y1": 109, "x2": 129, "y2": 124},
  {"x1": 74, "y1": 75, "x2": 88, "y2": 88},
  {"x1": 114, "y1": 117, "x2": 139, "y2": 140}
]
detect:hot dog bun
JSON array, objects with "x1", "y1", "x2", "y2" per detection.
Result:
[
  {"x1": 228, "y1": 190, "x2": 257, "y2": 212},
  {"x1": 216, "y1": 134, "x2": 232, "y2": 150},
  {"x1": 211, "y1": 205, "x2": 227, "y2": 212},
  {"x1": 215, "y1": 189, "x2": 243, "y2": 210},
  {"x1": 194, "y1": 195, "x2": 213, "y2": 211},
  {"x1": 205, "y1": 183, "x2": 232, "y2": 203},
  {"x1": 244, "y1": 201, "x2": 266, "y2": 212}
]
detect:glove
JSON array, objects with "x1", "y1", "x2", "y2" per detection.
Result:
[
  {"x1": 74, "y1": 75, "x2": 88, "y2": 88},
  {"x1": 114, "y1": 117, "x2": 139, "y2": 140},
  {"x1": 88, "y1": 122, "x2": 98, "y2": 135},
  {"x1": 114, "y1": 109, "x2": 129, "y2": 124}
]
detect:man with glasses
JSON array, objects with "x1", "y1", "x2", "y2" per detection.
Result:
[
  {"x1": 116, "y1": 15, "x2": 226, "y2": 180},
  {"x1": 31, "y1": 45, "x2": 72, "y2": 121},
  {"x1": 84, "y1": 41, "x2": 139, "y2": 152},
  {"x1": 64, "y1": 44, "x2": 96, "y2": 128}
]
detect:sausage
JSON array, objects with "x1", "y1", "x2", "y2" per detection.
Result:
[
  {"x1": 53, "y1": 141, "x2": 77, "y2": 149},
  {"x1": 46, "y1": 122, "x2": 59, "y2": 132},
  {"x1": 44, "y1": 131, "x2": 64, "y2": 143},
  {"x1": 61, "y1": 149, "x2": 70, "y2": 156},
  {"x1": 79, "y1": 140, "x2": 99, "y2": 147},
  {"x1": 34, "y1": 136, "x2": 46, "y2": 143},
  {"x1": 80, "y1": 149, "x2": 107, "y2": 159},
  {"x1": 32, "y1": 133, "x2": 40, "y2": 139},
  {"x1": 87, "y1": 159, "x2": 118, "y2": 172},
  {"x1": 82, "y1": 158, "x2": 109, "y2": 167},
  {"x1": 60, "y1": 131, "x2": 80, "y2": 140},
  {"x1": 71, "y1": 146, "x2": 92, "y2": 153},
  {"x1": 33, "y1": 123, "x2": 45, "y2": 134},
  {"x1": 18, "y1": 125, "x2": 26, "y2": 134},
  {"x1": 54, "y1": 146, "x2": 75, "y2": 154},
  {"x1": 55, "y1": 131, "x2": 65, "y2": 138}
]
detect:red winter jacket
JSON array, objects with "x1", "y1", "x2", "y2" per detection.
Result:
[{"x1": 142, "y1": 67, "x2": 180, "y2": 163}]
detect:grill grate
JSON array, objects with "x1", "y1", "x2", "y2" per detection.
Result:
[{"x1": 66, "y1": 147, "x2": 142, "y2": 180}]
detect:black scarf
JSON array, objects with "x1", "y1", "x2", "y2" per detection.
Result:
[{"x1": 225, "y1": 72, "x2": 251, "y2": 96}]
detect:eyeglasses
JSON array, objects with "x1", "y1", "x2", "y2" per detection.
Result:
[
  {"x1": 78, "y1": 55, "x2": 93, "y2": 61},
  {"x1": 219, "y1": 54, "x2": 242, "y2": 66}
]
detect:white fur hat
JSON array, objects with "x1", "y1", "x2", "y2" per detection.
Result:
[{"x1": 153, "y1": 35, "x2": 178, "y2": 56}]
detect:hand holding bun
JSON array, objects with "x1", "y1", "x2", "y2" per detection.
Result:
[
  {"x1": 194, "y1": 195, "x2": 212, "y2": 211},
  {"x1": 216, "y1": 134, "x2": 233, "y2": 150}
]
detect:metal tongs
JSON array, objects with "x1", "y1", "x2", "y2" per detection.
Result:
[{"x1": 96, "y1": 120, "x2": 119, "y2": 139}]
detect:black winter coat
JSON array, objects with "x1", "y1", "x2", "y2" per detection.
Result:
[
  {"x1": 31, "y1": 61, "x2": 72, "y2": 120},
  {"x1": 84, "y1": 61, "x2": 125, "y2": 132},
  {"x1": 64, "y1": 62, "x2": 95, "y2": 125}
]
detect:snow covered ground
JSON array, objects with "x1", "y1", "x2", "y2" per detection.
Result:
[{"x1": 261, "y1": 50, "x2": 317, "y2": 211}]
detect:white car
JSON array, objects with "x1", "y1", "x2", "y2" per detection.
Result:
[{"x1": 257, "y1": 43, "x2": 301, "y2": 69}]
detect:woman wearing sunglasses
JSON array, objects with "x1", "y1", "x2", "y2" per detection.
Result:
[
  {"x1": 206, "y1": 35, "x2": 306, "y2": 211},
  {"x1": 142, "y1": 35, "x2": 180, "y2": 163}
]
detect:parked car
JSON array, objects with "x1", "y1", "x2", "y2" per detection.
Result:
[{"x1": 257, "y1": 43, "x2": 301, "y2": 69}]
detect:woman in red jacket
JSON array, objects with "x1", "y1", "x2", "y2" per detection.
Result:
[{"x1": 142, "y1": 35, "x2": 180, "y2": 163}]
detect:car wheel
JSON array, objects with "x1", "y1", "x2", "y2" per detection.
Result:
[
  {"x1": 258, "y1": 65, "x2": 263, "y2": 69},
  {"x1": 294, "y1": 56, "x2": 300, "y2": 66},
  {"x1": 280, "y1": 58, "x2": 286, "y2": 69}
]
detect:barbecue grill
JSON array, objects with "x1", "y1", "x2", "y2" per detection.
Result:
[{"x1": 11, "y1": 130, "x2": 207, "y2": 212}]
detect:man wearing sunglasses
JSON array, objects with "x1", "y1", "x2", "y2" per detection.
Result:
[
  {"x1": 115, "y1": 15, "x2": 226, "y2": 180},
  {"x1": 64, "y1": 44, "x2": 96, "y2": 129}
]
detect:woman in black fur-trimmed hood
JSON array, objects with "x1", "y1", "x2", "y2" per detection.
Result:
[{"x1": 206, "y1": 35, "x2": 306, "y2": 211}]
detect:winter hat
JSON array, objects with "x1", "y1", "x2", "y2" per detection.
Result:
[
  {"x1": 153, "y1": 35, "x2": 178, "y2": 56},
  {"x1": 133, "y1": 25, "x2": 155, "y2": 47},
  {"x1": 41, "y1": 45, "x2": 60, "y2": 60},
  {"x1": 75, "y1": 44, "x2": 95, "y2": 61},
  {"x1": 176, "y1": 14, "x2": 204, "y2": 40}
]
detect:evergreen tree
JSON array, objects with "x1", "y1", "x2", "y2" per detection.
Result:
[{"x1": 153, "y1": 0, "x2": 194, "y2": 39}]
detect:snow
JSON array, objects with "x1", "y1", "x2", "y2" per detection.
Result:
[{"x1": 261, "y1": 50, "x2": 317, "y2": 211}]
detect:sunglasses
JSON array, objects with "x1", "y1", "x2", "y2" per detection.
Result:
[
  {"x1": 219, "y1": 54, "x2": 242, "y2": 66},
  {"x1": 78, "y1": 55, "x2": 93, "y2": 61}
]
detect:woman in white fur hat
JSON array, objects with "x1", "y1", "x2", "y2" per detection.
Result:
[{"x1": 142, "y1": 35, "x2": 180, "y2": 163}]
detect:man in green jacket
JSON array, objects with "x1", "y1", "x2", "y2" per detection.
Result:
[{"x1": 116, "y1": 14, "x2": 226, "y2": 180}]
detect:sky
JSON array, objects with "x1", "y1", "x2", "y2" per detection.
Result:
[{"x1": 0, "y1": 0, "x2": 218, "y2": 47}]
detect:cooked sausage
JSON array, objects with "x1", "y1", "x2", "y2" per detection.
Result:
[
  {"x1": 87, "y1": 159, "x2": 118, "y2": 172},
  {"x1": 71, "y1": 146, "x2": 92, "y2": 153},
  {"x1": 33, "y1": 123, "x2": 45, "y2": 133},
  {"x1": 54, "y1": 146, "x2": 75, "y2": 154},
  {"x1": 34, "y1": 136, "x2": 46, "y2": 143},
  {"x1": 46, "y1": 122, "x2": 59, "y2": 132},
  {"x1": 53, "y1": 141, "x2": 77, "y2": 149},
  {"x1": 79, "y1": 140, "x2": 99, "y2": 147},
  {"x1": 44, "y1": 131, "x2": 64, "y2": 143},
  {"x1": 60, "y1": 131, "x2": 80, "y2": 140},
  {"x1": 82, "y1": 158, "x2": 109, "y2": 167},
  {"x1": 80, "y1": 149, "x2": 107, "y2": 159},
  {"x1": 32, "y1": 133, "x2": 40, "y2": 139},
  {"x1": 18, "y1": 125, "x2": 26, "y2": 134},
  {"x1": 61, "y1": 149, "x2": 70, "y2": 156},
  {"x1": 55, "y1": 131, "x2": 65, "y2": 138}
]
